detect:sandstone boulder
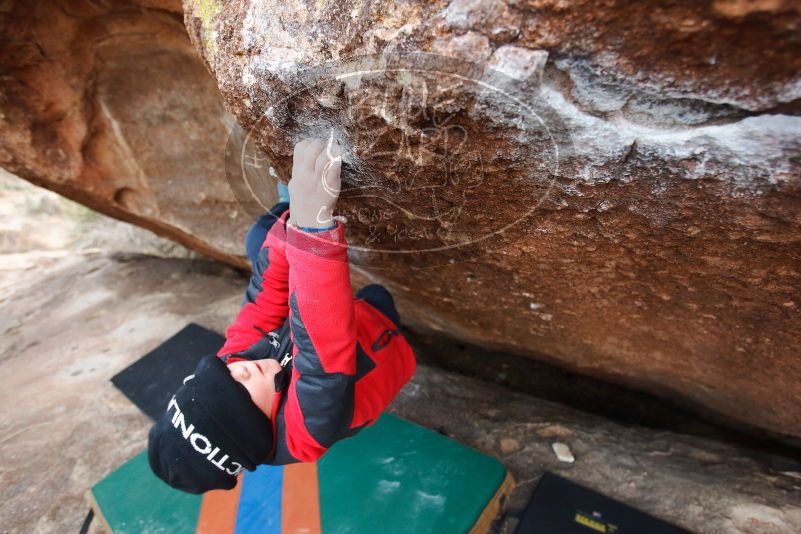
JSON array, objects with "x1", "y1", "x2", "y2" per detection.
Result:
[
  {"x1": 0, "y1": 0, "x2": 250, "y2": 264},
  {"x1": 1, "y1": 0, "x2": 800, "y2": 439},
  {"x1": 182, "y1": 0, "x2": 801, "y2": 439}
]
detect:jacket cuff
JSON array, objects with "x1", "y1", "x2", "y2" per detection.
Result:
[
  {"x1": 298, "y1": 223, "x2": 337, "y2": 233},
  {"x1": 285, "y1": 220, "x2": 347, "y2": 259}
]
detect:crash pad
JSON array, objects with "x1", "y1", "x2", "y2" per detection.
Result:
[
  {"x1": 87, "y1": 415, "x2": 513, "y2": 534},
  {"x1": 111, "y1": 323, "x2": 225, "y2": 420},
  {"x1": 514, "y1": 471, "x2": 691, "y2": 533}
]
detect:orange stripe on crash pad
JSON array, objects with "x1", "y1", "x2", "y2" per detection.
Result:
[
  {"x1": 197, "y1": 474, "x2": 243, "y2": 534},
  {"x1": 281, "y1": 462, "x2": 321, "y2": 534}
]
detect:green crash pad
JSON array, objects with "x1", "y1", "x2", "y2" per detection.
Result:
[{"x1": 88, "y1": 415, "x2": 512, "y2": 533}]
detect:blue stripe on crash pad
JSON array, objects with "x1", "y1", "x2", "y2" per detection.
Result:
[{"x1": 235, "y1": 465, "x2": 283, "y2": 534}]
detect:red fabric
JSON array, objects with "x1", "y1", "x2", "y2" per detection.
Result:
[
  {"x1": 218, "y1": 214, "x2": 290, "y2": 356},
  {"x1": 350, "y1": 300, "x2": 416, "y2": 429},
  {"x1": 282, "y1": 220, "x2": 355, "y2": 461},
  {"x1": 284, "y1": 222, "x2": 356, "y2": 375},
  {"x1": 217, "y1": 213, "x2": 415, "y2": 463}
]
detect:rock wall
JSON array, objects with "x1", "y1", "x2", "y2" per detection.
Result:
[
  {"x1": 2, "y1": 0, "x2": 800, "y2": 438},
  {"x1": 184, "y1": 0, "x2": 801, "y2": 438},
  {"x1": 0, "y1": 0, "x2": 253, "y2": 265}
]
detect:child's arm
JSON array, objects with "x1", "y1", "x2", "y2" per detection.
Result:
[
  {"x1": 282, "y1": 136, "x2": 356, "y2": 462},
  {"x1": 284, "y1": 221, "x2": 356, "y2": 461},
  {"x1": 217, "y1": 214, "x2": 291, "y2": 357}
]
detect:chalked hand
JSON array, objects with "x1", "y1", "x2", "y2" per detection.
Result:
[{"x1": 288, "y1": 135, "x2": 342, "y2": 230}]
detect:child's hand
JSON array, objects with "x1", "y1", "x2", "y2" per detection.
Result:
[{"x1": 288, "y1": 136, "x2": 342, "y2": 229}]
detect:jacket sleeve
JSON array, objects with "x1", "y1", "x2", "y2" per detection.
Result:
[
  {"x1": 282, "y1": 221, "x2": 357, "y2": 462},
  {"x1": 217, "y1": 214, "x2": 291, "y2": 357}
]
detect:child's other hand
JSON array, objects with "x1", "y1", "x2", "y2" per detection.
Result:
[{"x1": 288, "y1": 135, "x2": 342, "y2": 229}]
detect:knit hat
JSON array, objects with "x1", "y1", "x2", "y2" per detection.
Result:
[{"x1": 147, "y1": 355, "x2": 274, "y2": 494}]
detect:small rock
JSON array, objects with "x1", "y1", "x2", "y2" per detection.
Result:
[
  {"x1": 432, "y1": 32, "x2": 492, "y2": 62},
  {"x1": 499, "y1": 437, "x2": 521, "y2": 455},
  {"x1": 552, "y1": 442, "x2": 575, "y2": 463},
  {"x1": 537, "y1": 424, "x2": 573, "y2": 438},
  {"x1": 487, "y1": 45, "x2": 548, "y2": 81}
]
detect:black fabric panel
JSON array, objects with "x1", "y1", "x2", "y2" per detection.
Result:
[
  {"x1": 355, "y1": 283, "x2": 401, "y2": 328},
  {"x1": 293, "y1": 371, "x2": 355, "y2": 449},
  {"x1": 266, "y1": 400, "x2": 301, "y2": 465},
  {"x1": 243, "y1": 246, "x2": 270, "y2": 305},
  {"x1": 355, "y1": 344, "x2": 376, "y2": 380},
  {"x1": 288, "y1": 292, "x2": 326, "y2": 375},
  {"x1": 226, "y1": 320, "x2": 292, "y2": 363}
]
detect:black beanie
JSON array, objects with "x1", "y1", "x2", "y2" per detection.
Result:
[{"x1": 147, "y1": 355, "x2": 274, "y2": 493}]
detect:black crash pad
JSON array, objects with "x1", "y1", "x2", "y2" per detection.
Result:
[
  {"x1": 515, "y1": 471, "x2": 691, "y2": 533},
  {"x1": 111, "y1": 324, "x2": 225, "y2": 420}
]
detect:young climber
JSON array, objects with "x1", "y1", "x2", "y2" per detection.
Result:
[{"x1": 147, "y1": 136, "x2": 416, "y2": 493}]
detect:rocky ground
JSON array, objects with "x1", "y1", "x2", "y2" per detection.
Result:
[{"x1": 2, "y1": 173, "x2": 801, "y2": 533}]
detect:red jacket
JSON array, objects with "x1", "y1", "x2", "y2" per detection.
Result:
[{"x1": 217, "y1": 212, "x2": 416, "y2": 464}]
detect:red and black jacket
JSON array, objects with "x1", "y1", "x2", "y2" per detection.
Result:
[{"x1": 217, "y1": 212, "x2": 416, "y2": 464}]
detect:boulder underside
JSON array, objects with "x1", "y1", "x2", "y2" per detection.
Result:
[{"x1": 1, "y1": 0, "x2": 800, "y2": 438}]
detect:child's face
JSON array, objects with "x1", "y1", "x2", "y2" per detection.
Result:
[{"x1": 228, "y1": 358, "x2": 283, "y2": 417}]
